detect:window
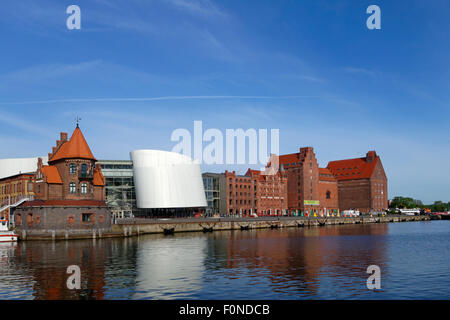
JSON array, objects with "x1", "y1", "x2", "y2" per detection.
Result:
[
  {"x1": 326, "y1": 191, "x2": 331, "y2": 199},
  {"x1": 81, "y1": 183, "x2": 88, "y2": 194},
  {"x1": 69, "y1": 163, "x2": 77, "y2": 174},
  {"x1": 70, "y1": 182, "x2": 76, "y2": 194},
  {"x1": 82, "y1": 213, "x2": 93, "y2": 223},
  {"x1": 81, "y1": 164, "x2": 88, "y2": 178}
]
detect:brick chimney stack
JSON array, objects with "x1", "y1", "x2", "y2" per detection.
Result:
[
  {"x1": 366, "y1": 151, "x2": 377, "y2": 162},
  {"x1": 60, "y1": 132, "x2": 68, "y2": 142}
]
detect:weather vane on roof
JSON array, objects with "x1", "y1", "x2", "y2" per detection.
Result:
[{"x1": 76, "y1": 116, "x2": 81, "y2": 128}]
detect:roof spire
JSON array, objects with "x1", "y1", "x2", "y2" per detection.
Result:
[{"x1": 75, "y1": 116, "x2": 81, "y2": 128}]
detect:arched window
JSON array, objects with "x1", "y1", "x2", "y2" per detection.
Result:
[
  {"x1": 69, "y1": 182, "x2": 76, "y2": 194},
  {"x1": 69, "y1": 163, "x2": 77, "y2": 174},
  {"x1": 326, "y1": 191, "x2": 331, "y2": 199},
  {"x1": 81, "y1": 183, "x2": 88, "y2": 194},
  {"x1": 81, "y1": 164, "x2": 87, "y2": 178}
]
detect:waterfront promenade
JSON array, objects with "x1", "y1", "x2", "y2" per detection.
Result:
[{"x1": 18, "y1": 214, "x2": 431, "y2": 240}]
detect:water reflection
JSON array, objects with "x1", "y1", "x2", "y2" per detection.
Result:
[{"x1": 0, "y1": 222, "x2": 449, "y2": 299}]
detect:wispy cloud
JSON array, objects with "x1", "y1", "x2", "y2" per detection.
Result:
[
  {"x1": 164, "y1": 0, "x2": 228, "y2": 18},
  {"x1": 0, "y1": 60, "x2": 103, "y2": 84},
  {"x1": 0, "y1": 95, "x2": 318, "y2": 106},
  {"x1": 341, "y1": 67, "x2": 381, "y2": 78},
  {"x1": 0, "y1": 110, "x2": 53, "y2": 137}
]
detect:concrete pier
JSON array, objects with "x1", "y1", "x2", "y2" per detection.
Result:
[
  {"x1": 17, "y1": 215, "x2": 431, "y2": 241},
  {"x1": 111, "y1": 215, "x2": 431, "y2": 237}
]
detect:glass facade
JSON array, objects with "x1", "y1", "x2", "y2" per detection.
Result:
[
  {"x1": 202, "y1": 174, "x2": 221, "y2": 216},
  {"x1": 97, "y1": 160, "x2": 136, "y2": 219}
]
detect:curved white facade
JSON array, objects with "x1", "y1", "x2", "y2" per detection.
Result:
[
  {"x1": 0, "y1": 157, "x2": 48, "y2": 180},
  {"x1": 130, "y1": 150, "x2": 207, "y2": 209}
]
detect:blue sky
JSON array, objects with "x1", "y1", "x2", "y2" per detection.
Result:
[{"x1": 0, "y1": 0, "x2": 449, "y2": 203}]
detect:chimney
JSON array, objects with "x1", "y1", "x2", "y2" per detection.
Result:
[
  {"x1": 37, "y1": 157, "x2": 43, "y2": 169},
  {"x1": 366, "y1": 151, "x2": 377, "y2": 162},
  {"x1": 60, "y1": 132, "x2": 68, "y2": 142}
]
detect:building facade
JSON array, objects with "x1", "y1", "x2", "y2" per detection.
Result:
[
  {"x1": 203, "y1": 168, "x2": 288, "y2": 216},
  {"x1": 278, "y1": 147, "x2": 339, "y2": 216},
  {"x1": 130, "y1": 150, "x2": 207, "y2": 217},
  {"x1": 97, "y1": 160, "x2": 136, "y2": 219},
  {"x1": 202, "y1": 173, "x2": 223, "y2": 216},
  {"x1": 14, "y1": 126, "x2": 111, "y2": 236},
  {"x1": 327, "y1": 150, "x2": 388, "y2": 213}
]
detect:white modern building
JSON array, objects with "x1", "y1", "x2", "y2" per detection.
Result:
[
  {"x1": 130, "y1": 150, "x2": 207, "y2": 216},
  {"x1": 0, "y1": 157, "x2": 48, "y2": 180}
]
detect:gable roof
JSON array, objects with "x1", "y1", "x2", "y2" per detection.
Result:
[
  {"x1": 327, "y1": 152, "x2": 379, "y2": 181},
  {"x1": 41, "y1": 165, "x2": 63, "y2": 184},
  {"x1": 49, "y1": 127, "x2": 96, "y2": 163}
]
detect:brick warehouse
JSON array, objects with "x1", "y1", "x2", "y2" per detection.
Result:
[
  {"x1": 327, "y1": 151, "x2": 388, "y2": 213},
  {"x1": 276, "y1": 147, "x2": 387, "y2": 215},
  {"x1": 202, "y1": 166, "x2": 288, "y2": 216},
  {"x1": 277, "y1": 147, "x2": 339, "y2": 216},
  {"x1": 14, "y1": 125, "x2": 112, "y2": 237}
]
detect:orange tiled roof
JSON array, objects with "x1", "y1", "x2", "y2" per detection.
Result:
[
  {"x1": 319, "y1": 168, "x2": 337, "y2": 182},
  {"x1": 93, "y1": 168, "x2": 105, "y2": 186},
  {"x1": 41, "y1": 165, "x2": 63, "y2": 184},
  {"x1": 327, "y1": 155, "x2": 379, "y2": 180},
  {"x1": 279, "y1": 153, "x2": 300, "y2": 165},
  {"x1": 49, "y1": 127, "x2": 96, "y2": 162}
]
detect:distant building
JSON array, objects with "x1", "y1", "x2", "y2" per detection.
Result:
[
  {"x1": 0, "y1": 172, "x2": 35, "y2": 224},
  {"x1": 15, "y1": 126, "x2": 111, "y2": 237},
  {"x1": 0, "y1": 157, "x2": 48, "y2": 180},
  {"x1": 202, "y1": 167, "x2": 288, "y2": 216},
  {"x1": 97, "y1": 160, "x2": 136, "y2": 219},
  {"x1": 327, "y1": 151, "x2": 388, "y2": 213},
  {"x1": 202, "y1": 173, "x2": 223, "y2": 216},
  {"x1": 278, "y1": 147, "x2": 339, "y2": 216}
]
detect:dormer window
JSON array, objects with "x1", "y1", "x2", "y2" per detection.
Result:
[{"x1": 70, "y1": 164, "x2": 77, "y2": 174}]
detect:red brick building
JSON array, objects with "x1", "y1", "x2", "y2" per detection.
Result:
[
  {"x1": 278, "y1": 147, "x2": 339, "y2": 216},
  {"x1": 0, "y1": 173, "x2": 35, "y2": 222},
  {"x1": 15, "y1": 126, "x2": 111, "y2": 238},
  {"x1": 224, "y1": 168, "x2": 287, "y2": 216},
  {"x1": 327, "y1": 151, "x2": 388, "y2": 213}
]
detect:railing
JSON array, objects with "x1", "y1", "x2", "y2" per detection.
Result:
[
  {"x1": 0, "y1": 194, "x2": 34, "y2": 212},
  {"x1": 79, "y1": 171, "x2": 94, "y2": 180}
]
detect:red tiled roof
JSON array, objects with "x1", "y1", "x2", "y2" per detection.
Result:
[
  {"x1": 41, "y1": 165, "x2": 63, "y2": 184},
  {"x1": 19, "y1": 200, "x2": 107, "y2": 207},
  {"x1": 319, "y1": 168, "x2": 337, "y2": 182},
  {"x1": 279, "y1": 153, "x2": 300, "y2": 165},
  {"x1": 49, "y1": 127, "x2": 96, "y2": 163},
  {"x1": 93, "y1": 168, "x2": 105, "y2": 186},
  {"x1": 327, "y1": 154, "x2": 379, "y2": 180}
]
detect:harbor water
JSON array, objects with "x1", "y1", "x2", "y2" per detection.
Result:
[{"x1": 0, "y1": 220, "x2": 449, "y2": 300}]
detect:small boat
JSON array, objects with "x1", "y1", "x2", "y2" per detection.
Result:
[{"x1": 0, "y1": 218, "x2": 18, "y2": 242}]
